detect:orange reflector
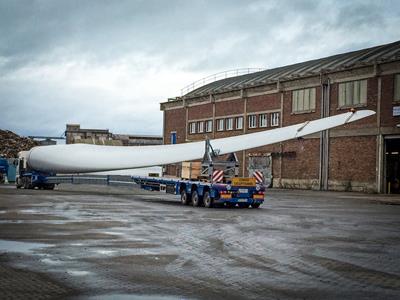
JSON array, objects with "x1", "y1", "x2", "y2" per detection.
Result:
[
  {"x1": 220, "y1": 194, "x2": 232, "y2": 199},
  {"x1": 253, "y1": 194, "x2": 264, "y2": 199}
]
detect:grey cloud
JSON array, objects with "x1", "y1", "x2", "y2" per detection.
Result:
[{"x1": 0, "y1": 0, "x2": 399, "y2": 137}]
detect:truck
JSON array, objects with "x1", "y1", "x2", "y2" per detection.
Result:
[
  {"x1": 15, "y1": 151, "x2": 56, "y2": 190},
  {"x1": 14, "y1": 140, "x2": 266, "y2": 208}
]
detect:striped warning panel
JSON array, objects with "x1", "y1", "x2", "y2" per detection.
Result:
[
  {"x1": 253, "y1": 171, "x2": 264, "y2": 184},
  {"x1": 212, "y1": 170, "x2": 224, "y2": 182}
]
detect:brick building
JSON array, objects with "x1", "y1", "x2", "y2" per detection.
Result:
[{"x1": 161, "y1": 41, "x2": 400, "y2": 194}]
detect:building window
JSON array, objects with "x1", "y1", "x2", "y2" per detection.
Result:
[
  {"x1": 236, "y1": 116, "x2": 243, "y2": 130},
  {"x1": 198, "y1": 121, "x2": 204, "y2": 133},
  {"x1": 189, "y1": 122, "x2": 196, "y2": 134},
  {"x1": 292, "y1": 87, "x2": 316, "y2": 113},
  {"x1": 217, "y1": 119, "x2": 224, "y2": 131},
  {"x1": 395, "y1": 74, "x2": 400, "y2": 102},
  {"x1": 205, "y1": 120, "x2": 213, "y2": 133},
  {"x1": 248, "y1": 115, "x2": 257, "y2": 128},
  {"x1": 271, "y1": 112, "x2": 280, "y2": 127},
  {"x1": 226, "y1": 118, "x2": 233, "y2": 130},
  {"x1": 259, "y1": 114, "x2": 267, "y2": 127},
  {"x1": 338, "y1": 79, "x2": 367, "y2": 107}
]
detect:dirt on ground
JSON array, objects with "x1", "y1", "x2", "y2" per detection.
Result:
[{"x1": 0, "y1": 129, "x2": 39, "y2": 158}]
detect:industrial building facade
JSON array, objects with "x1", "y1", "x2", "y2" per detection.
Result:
[
  {"x1": 65, "y1": 124, "x2": 163, "y2": 146},
  {"x1": 161, "y1": 41, "x2": 400, "y2": 193}
]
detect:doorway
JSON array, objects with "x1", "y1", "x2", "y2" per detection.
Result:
[{"x1": 385, "y1": 138, "x2": 400, "y2": 194}]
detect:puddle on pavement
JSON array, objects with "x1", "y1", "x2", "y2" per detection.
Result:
[
  {"x1": 40, "y1": 257, "x2": 63, "y2": 265},
  {"x1": 0, "y1": 240, "x2": 52, "y2": 254},
  {"x1": 102, "y1": 231, "x2": 125, "y2": 236},
  {"x1": 67, "y1": 270, "x2": 92, "y2": 276},
  {"x1": 75, "y1": 294, "x2": 190, "y2": 300},
  {"x1": 94, "y1": 249, "x2": 117, "y2": 255}
]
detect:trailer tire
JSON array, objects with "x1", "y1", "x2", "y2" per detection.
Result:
[
  {"x1": 252, "y1": 203, "x2": 261, "y2": 208},
  {"x1": 180, "y1": 190, "x2": 189, "y2": 205},
  {"x1": 16, "y1": 178, "x2": 22, "y2": 189},
  {"x1": 203, "y1": 191, "x2": 213, "y2": 208},
  {"x1": 192, "y1": 191, "x2": 201, "y2": 207}
]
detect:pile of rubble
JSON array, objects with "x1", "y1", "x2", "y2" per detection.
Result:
[{"x1": 0, "y1": 130, "x2": 39, "y2": 158}]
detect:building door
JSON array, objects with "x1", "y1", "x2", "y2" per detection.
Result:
[
  {"x1": 170, "y1": 132, "x2": 177, "y2": 144},
  {"x1": 248, "y1": 153, "x2": 272, "y2": 187},
  {"x1": 385, "y1": 137, "x2": 400, "y2": 194}
]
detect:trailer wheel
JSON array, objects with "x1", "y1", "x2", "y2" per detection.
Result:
[
  {"x1": 16, "y1": 178, "x2": 22, "y2": 189},
  {"x1": 252, "y1": 203, "x2": 261, "y2": 208},
  {"x1": 180, "y1": 190, "x2": 189, "y2": 205},
  {"x1": 203, "y1": 191, "x2": 213, "y2": 208},
  {"x1": 192, "y1": 191, "x2": 201, "y2": 207}
]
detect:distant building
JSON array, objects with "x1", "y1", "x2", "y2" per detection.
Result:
[
  {"x1": 37, "y1": 138, "x2": 57, "y2": 146},
  {"x1": 65, "y1": 124, "x2": 162, "y2": 146}
]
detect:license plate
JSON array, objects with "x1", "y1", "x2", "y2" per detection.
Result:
[
  {"x1": 238, "y1": 198, "x2": 248, "y2": 202},
  {"x1": 238, "y1": 189, "x2": 248, "y2": 194},
  {"x1": 232, "y1": 177, "x2": 256, "y2": 186}
]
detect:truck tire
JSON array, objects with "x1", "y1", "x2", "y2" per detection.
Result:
[
  {"x1": 16, "y1": 178, "x2": 22, "y2": 189},
  {"x1": 192, "y1": 190, "x2": 201, "y2": 207},
  {"x1": 44, "y1": 183, "x2": 55, "y2": 190},
  {"x1": 203, "y1": 191, "x2": 213, "y2": 208},
  {"x1": 180, "y1": 190, "x2": 189, "y2": 205},
  {"x1": 252, "y1": 203, "x2": 261, "y2": 208}
]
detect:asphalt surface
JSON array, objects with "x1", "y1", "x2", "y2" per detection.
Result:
[{"x1": 0, "y1": 184, "x2": 400, "y2": 300}]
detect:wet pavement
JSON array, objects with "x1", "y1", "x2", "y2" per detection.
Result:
[{"x1": 0, "y1": 184, "x2": 400, "y2": 299}]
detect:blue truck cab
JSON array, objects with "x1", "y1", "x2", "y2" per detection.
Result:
[{"x1": 15, "y1": 151, "x2": 55, "y2": 189}]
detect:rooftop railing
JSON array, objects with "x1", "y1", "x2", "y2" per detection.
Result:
[{"x1": 180, "y1": 68, "x2": 266, "y2": 96}]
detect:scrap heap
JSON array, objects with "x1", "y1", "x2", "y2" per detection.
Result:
[{"x1": 0, "y1": 130, "x2": 39, "y2": 158}]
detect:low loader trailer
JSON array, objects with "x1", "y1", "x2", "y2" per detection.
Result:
[{"x1": 132, "y1": 176, "x2": 265, "y2": 208}]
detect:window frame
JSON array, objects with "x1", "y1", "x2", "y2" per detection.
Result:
[
  {"x1": 292, "y1": 87, "x2": 316, "y2": 114},
  {"x1": 236, "y1": 116, "x2": 243, "y2": 130},
  {"x1": 395, "y1": 74, "x2": 400, "y2": 102},
  {"x1": 259, "y1": 113, "x2": 267, "y2": 128},
  {"x1": 189, "y1": 122, "x2": 196, "y2": 134},
  {"x1": 226, "y1": 117, "x2": 233, "y2": 131},
  {"x1": 248, "y1": 115, "x2": 257, "y2": 129},
  {"x1": 270, "y1": 112, "x2": 280, "y2": 127},
  {"x1": 198, "y1": 121, "x2": 204, "y2": 133},
  {"x1": 205, "y1": 120, "x2": 213, "y2": 133},
  {"x1": 216, "y1": 119, "x2": 224, "y2": 132},
  {"x1": 338, "y1": 79, "x2": 367, "y2": 108}
]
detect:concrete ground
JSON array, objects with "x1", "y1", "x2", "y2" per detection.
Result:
[{"x1": 0, "y1": 184, "x2": 400, "y2": 300}]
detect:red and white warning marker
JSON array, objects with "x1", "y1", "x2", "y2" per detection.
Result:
[
  {"x1": 253, "y1": 171, "x2": 264, "y2": 184},
  {"x1": 212, "y1": 170, "x2": 224, "y2": 183}
]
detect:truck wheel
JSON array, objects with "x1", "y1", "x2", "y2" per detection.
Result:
[
  {"x1": 192, "y1": 191, "x2": 201, "y2": 207},
  {"x1": 252, "y1": 203, "x2": 261, "y2": 208},
  {"x1": 16, "y1": 178, "x2": 22, "y2": 189},
  {"x1": 203, "y1": 191, "x2": 213, "y2": 208},
  {"x1": 45, "y1": 184, "x2": 55, "y2": 190},
  {"x1": 180, "y1": 190, "x2": 189, "y2": 205}
]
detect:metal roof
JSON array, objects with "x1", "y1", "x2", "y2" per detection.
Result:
[{"x1": 184, "y1": 40, "x2": 400, "y2": 98}]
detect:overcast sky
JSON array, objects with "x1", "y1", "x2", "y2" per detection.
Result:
[{"x1": 0, "y1": 0, "x2": 399, "y2": 138}]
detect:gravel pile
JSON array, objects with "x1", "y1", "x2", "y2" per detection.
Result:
[{"x1": 0, "y1": 130, "x2": 39, "y2": 158}]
